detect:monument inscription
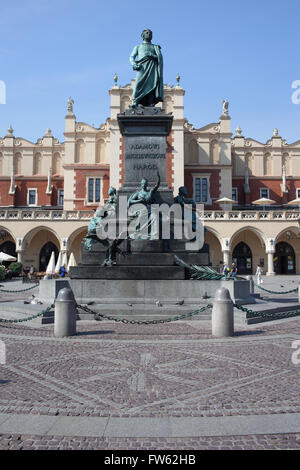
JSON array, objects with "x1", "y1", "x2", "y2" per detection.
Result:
[{"x1": 125, "y1": 136, "x2": 167, "y2": 183}]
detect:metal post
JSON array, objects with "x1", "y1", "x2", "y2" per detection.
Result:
[
  {"x1": 54, "y1": 287, "x2": 77, "y2": 337},
  {"x1": 212, "y1": 287, "x2": 234, "y2": 337}
]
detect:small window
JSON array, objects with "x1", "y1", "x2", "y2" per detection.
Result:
[
  {"x1": 28, "y1": 189, "x2": 37, "y2": 206},
  {"x1": 296, "y1": 188, "x2": 300, "y2": 199},
  {"x1": 58, "y1": 189, "x2": 64, "y2": 206},
  {"x1": 260, "y1": 188, "x2": 269, "y2": 199},
  {"x1": 194, "y1": 177, "x2": 208, "y2": 203},
  {"x1": 87, "y1": 177, "x2": 101, "y2": 204}
]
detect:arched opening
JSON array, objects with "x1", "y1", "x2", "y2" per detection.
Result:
[
  {"x1": 96, "y1": 139, "x2": 106, "y2": 164},
  {"x1": 68, "y1": 228, "x2": 88, "y2": 264},
  {"x1": 0, "y1": 152, "x2": 3, "y2": 174},
  {"x1": 210, "y1": 140, "x2": 219, "y2": 164},
  {"x1": 75, "y1": 139, "x2": 85, "y2": 163},
  {"x1": 204, "y1": 228, "x2": 222, "y2": 270},
  {"x1": 263, "y1": 152, "x2": 272, "y2": 176},
  {"x1": 274, "y1": 242, "x2": 295, "y2": 274},
  {"x1": 52, "y1": 152, "x2": 62, "y2": 175},
  {"x1": 232, "y1": 242, "x2": 252, "y2": 274},
  {"x1": 13, "y1": 152, "x2": 22, "y2": 175},
  {"x1": 39, "y1": 242, "x2": 59, "y2": 272},
  {"x1": 33, "y1": 153, "x2": 42, "y2": 175},
  {"x1": 188, "y1": 139, "x2": 198, "y2": 164}
]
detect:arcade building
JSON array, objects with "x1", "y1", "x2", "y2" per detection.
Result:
[{"x1": 0, "y1": 79, "x2": 300, "y2": 275}]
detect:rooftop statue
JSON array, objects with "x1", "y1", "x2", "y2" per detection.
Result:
[{"x1": 130, "y1": 29, "x2": 163, "y2": 107}]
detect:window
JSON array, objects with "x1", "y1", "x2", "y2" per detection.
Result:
[
  {"x1": 87, "y1": 177, "x2": 102, "y2": 204},
  {"x1": 28, "y1": 189, "x2": 37, "y2": 206},
  {"x1": 194, "y1": 177, "x2": 208, "y2": 203},
  {"x1": 296, "y1": 188, "x2": 300, "y2": 199},
  {"x1": 232, "y1": 188, "x2": 238, "y2": 202},
  {"x1": 260, "y1": 188, "x2": 269, "y2": 199},
  {"x1": 58, "y1": 189, "x2": 64, "y2": 206}
]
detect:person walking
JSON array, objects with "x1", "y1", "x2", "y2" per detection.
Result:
[
  {"x1": 230, "y1": 263, "x2": 238, "y2": 278},
  {"x1": 256, "y1": 264, "x2": 263, "y2": 284}
]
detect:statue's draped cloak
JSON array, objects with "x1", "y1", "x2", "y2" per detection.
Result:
[{"x1": 132, "y1": 44, "x2": 163, "y2": 105}]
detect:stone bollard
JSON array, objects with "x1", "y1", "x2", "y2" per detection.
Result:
[
  {"x1": 246, "y1": 275, "x2": 254, "y2": 295},
  {"x1": 54, "y1": 287, "x2": 77, "y2": 338},
  {"x1": 212, "y1": 287, "x2": 234, "y2": 337}
]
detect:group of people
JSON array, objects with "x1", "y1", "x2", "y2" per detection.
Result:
[
  {"x1": 220, "y1": 262, "x2": 264, "y2": 283},
  {"x1": 220, "y1": 263, "x2": 238, "y2": 278}
]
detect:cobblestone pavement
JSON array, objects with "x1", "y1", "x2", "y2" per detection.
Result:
[
  {"x1": 1, "y1": 315, "x2": 300, "y2": 449},
  {"x1": 1, "y1": 433, "x2": 300, "y2": 450},
  {"x1": 0, "y1": 277, "x2": 300, "y2": 450}
]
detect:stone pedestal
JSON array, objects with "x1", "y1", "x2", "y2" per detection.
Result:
[{"x1": 117, "y1": 106, "x2": 174, "y2": 204}]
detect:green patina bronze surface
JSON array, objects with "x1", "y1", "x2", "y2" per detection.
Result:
[{"x1": 130, "y1": 29, "x2": 163, "y2": 107}]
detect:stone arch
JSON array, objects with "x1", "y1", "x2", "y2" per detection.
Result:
[
  {"x1": 52, "y1": 152, "x2": 62, "y2": 175},
  {"x1": 274, "y1": 226, "x2": 300, "y2": 243},
  {"x1": 68, "y1": 226, "x2": 88, "y2": 264},
  {"x1": 75, "y1": 139, "x2": 85, "y2": 163},
  {"x1": 204, "y1": 227, "x2": 222, "y2": 269},
  {"x1": 274, "y1": 227, "x2": 300, "y2": 274},
  {"x1": 230, "y1": 227, "x2": 266, "y2": 275},
  {"x1": 163, "y1": 95, "x2": 173, "y2": 114},
  {"x1": 22, "y1": 226, "x2": 60, "y2": 271},
  {"x1": 263, "y1": 152, "x2": 272, "y2": 175},
  {"x1": 121, "y1": 95, "x2": 131, "y2": 113},
  {"x1": 210, "y1": 139, "x2": 220, "y2": 164},
  {"x1": 188, "y1": 139, "x2": 198, "y2": 164},
  {"x1": 33, "y1": 152, "x2": 42, "y2": 175},
  {"x1": 13, "y1": 152, "x2": 22, "y2": 174},
  {"x1": 0, "y1": 226, "x2": 16, "y2": 244},
  {"x1": 96, "y1": 139, "x2": 106, "y2": 164}
]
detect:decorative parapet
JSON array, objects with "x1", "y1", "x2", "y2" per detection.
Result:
[{"x1": 0, "y1": 209, "x2": 298, "y2": 222}]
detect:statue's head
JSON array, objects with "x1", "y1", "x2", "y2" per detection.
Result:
[
  {"x1": 141, "y1": 29, "x2": 152, "y2": 41},
  {"x1": 178, "y1": 186, "x2": 188, "y2": 197},
  {"x1": 141, "y1": 177, "x2": 148, "y2": 189},
  {"x1": 108, "y1": 186, "x2": 116, "y2": 196}
]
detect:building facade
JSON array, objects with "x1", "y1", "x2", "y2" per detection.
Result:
[{"x1": 0, "y1": 80, "x2": 300, "y2": 275}]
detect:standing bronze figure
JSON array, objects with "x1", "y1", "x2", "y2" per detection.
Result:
[{"x1": 130, "y1": 29, "x2": 163, "y2": 107}]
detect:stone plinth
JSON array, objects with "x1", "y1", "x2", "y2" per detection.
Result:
[{"x1": 117, "y1": 106, "x2": 173, "y2": 204}]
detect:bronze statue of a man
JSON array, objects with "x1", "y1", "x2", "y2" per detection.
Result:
[{"x1": 130, "y1": 29, "x2": 163, "y2": 107}]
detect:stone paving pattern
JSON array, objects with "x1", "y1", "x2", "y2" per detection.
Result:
[{"x1": 0, "y1": 276, "x2": 300, "y2": 450}]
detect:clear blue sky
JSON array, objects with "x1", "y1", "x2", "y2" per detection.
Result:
[{"x1": 1, "y1": 0, "x2": 300, "y2": 144}]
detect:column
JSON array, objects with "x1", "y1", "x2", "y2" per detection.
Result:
[
  {"x1": 266, "y1": 252, "x2": 275, "y2": 276},
  {"x1": 223, "y1": 250, "x2": 230, "y2": 266},
  {"x1": 266, "y1": 238, "x2": 275, "y2": 276}
]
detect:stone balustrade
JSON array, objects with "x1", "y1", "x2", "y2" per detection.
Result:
[{"x1": 0, "y1": 208, "x2": 298, "y2": 221}]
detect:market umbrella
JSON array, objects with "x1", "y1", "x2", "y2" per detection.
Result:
[
  {"x1": 215, "y1": 197, "x2": 236, "y2": 204},
  {"x1": 215, "y1": 196, "x2": 236, "y2": 211},
  {"x1": 67, "y1": 252, "x2": 77, "y2": 270},
  {"x1": 55, "y1": 252, "x2": 62, "y2": 274},
  {"x1": 0, "y1": 252, "x2": 17, "y2": 262},
  {"x1": 61, "y1": 252, "x2": 68, "y2": 268},
  {"x1": 252, "y1": 197, "x2": 276, "y2": 205},
  {"x1": 45, "y1": 251, "x2": 56, "y2": 275}
]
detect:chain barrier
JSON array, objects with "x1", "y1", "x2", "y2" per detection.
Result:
[
  {"x1": 77, "y1": 303, "x2": 212, "y2": 324},
  {"x1": 0, "y1": 283, "x2": 39, "y2": 293},
  {"x1": 233, "y1": 302, "x2": 300, "y2": 320},
  {"x1": 0, "y1": 305, "x2": 52, "y2": 324},
  {"x1": 253, "y1": 283, "x2": 298, "y2": 295}
]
